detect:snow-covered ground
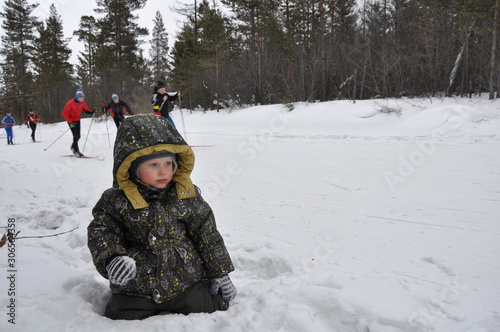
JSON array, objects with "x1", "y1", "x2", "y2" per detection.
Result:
[{"x1": 1, "y1": 97, "x2": 499, "y2": 332}]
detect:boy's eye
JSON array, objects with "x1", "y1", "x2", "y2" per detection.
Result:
[{"x1": 149, "y1": 163, "x2": 158, "y2": 167}]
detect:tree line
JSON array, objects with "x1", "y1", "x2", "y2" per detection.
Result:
[{"x1": 0, "y1": 0, "x2": 499, "y2": 123}]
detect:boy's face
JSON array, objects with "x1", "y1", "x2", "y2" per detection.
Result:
[
  {"x1": 158, "y1": 87, "x2": 166, "y2": 94},
  {"x1": 137, "y1": 156, "x2": 175, "y2": 189}
]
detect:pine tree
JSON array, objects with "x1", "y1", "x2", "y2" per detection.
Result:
[
  {"x1": 149, "y1": 11, "x2": 170, "y2": 83},
  {"x1": 94, "y1": 0, "x2": 148, "y2": 104},
  {"x1": 220, "y1": 0, "x2": 280, "y2": 105},
  {"x1": 74, "y1": 15, "x2": 99, "y2": 105},
  {"x1": 170, "y1": 23, "x2": 200, "y2": 110},
  {"x1": 32, "y1": 4, "x2": 73, "y2": 123},
  {"x1": 0, "y1": 0, "x2": 39, "y2": 118},
  {"x1": 197, "y1": 0, "x2": 239, "y2": 111},
  {"x1": 170, "y1": 0, "x2": 240, "y2": 111},
  {"x1": 326, "y1": 0, "x2": 360, "y2": 100}
]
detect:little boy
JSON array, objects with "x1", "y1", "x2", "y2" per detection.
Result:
[
  {"x1": 88, "y1": 114, "x2": 236, "y2": 320},
  {"x1": 151, "y1": 80, "x2": 180, "y2": 127}
]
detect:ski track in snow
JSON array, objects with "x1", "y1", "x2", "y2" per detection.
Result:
[{"x1": 1, "y1": 97, "x2": 499, "y2": 332}]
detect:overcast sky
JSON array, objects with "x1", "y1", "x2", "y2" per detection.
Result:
[{"x1": 1, "y1": 0, "x2": 191, "y2": 64}]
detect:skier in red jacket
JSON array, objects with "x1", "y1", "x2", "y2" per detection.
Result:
[
  {"x1": 61, "y1": 90, "x2": 94, "y2": 157},
  {"x1": 25, "y1": 109, "x2": 41, "y2": 142},
  {"x1": 102, "y1": 94, "x2": 135, "y2": 128}
]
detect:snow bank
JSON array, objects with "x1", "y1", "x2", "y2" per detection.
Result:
[{"x1": 1, "y1": 97, "x2": 499, "y2": 331}]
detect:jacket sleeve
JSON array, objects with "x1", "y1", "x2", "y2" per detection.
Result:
[
  {"x1": 122, "y1": 101, "x2": 133, "y2": 114},
  {"x1": 82, "y1": 101, "x2": 93, "y2": 114},
  {"x1": 87, "y1": 189, "x2": 129, "y2": 278},
  {"x1": 167, "y1": 93, "x2": 179, "y2": 102},
  {"x1": 61, "y1": 100, "x2": 73, "y2": 123},
  {"x1": 182, "y1": 191, "x2": 235, "y2": 279}
]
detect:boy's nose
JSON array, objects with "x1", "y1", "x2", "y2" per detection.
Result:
[{"x1": 158, "y1": 165, "x2": 168, "y2": 174}]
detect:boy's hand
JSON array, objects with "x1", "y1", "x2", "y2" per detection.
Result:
[
  {"x1": 209, "y1": 274, "x2": 237, "y2": 302},
  {"x1": 106, "y1": 256, "x2": 136, "y2": 286}
]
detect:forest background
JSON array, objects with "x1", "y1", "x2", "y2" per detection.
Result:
[{"x1": 0, "y1": 0, "x2": 499, "y2": 123}]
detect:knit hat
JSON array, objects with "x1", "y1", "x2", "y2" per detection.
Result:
[
  {"x1": 75, "y1": 90, "x2": 85, "y2": 99},
  {"x1": 112, "y1": 94, "x2": 119, "y2": 100},
  {"x1": 157, "y1": 81, "x2": 166, "y2": 89},
  {"x1": 29, "y1": 109, "x2": 34, "y2": 113},
  {"x1": 130, "y1": 151, "x2": 178, "y2": 179}
]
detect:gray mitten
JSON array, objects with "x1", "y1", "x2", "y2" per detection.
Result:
[
  {"x1": 106, "y1": 256, "x2": 136, "y2": 286},
  {"x1": 210, "y1": 274, "x2": 237, "y2": 302}
]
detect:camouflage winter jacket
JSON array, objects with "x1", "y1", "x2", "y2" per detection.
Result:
[{"x1": 87, "y1": 114, "x2": 234, "y2": 303}]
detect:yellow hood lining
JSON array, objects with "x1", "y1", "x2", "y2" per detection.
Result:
[{"x1": 116, "y1": 144, "x2": 196, "y2": 209}]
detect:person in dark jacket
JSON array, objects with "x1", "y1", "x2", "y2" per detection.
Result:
[
  {"x1": 88, "y1": 114, "x2": 236, "y2": 320},
  {"x1": 102, "y1": 94, "x2": 135, "y2": 128},
  {"x1": 25, "y1": 109, "x2": 41, "y2": 142},
  {"x1": 61, "y1": 90, "x2": 94, "y2": 157},
  {"x1": 151, "y1": 80, "x2": 180, "y2": 127}
]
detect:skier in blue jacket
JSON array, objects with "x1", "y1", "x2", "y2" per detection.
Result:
[{"x1": 2, "y1": 111, "x2": 16, "y2": 145}]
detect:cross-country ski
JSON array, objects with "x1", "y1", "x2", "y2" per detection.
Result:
[{"x1": 61, "y1": 154, "x2": 104, "y2": 161}]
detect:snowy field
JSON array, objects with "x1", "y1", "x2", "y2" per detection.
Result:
[{"x1": 1, "y1": 97, "x2": 499, "y2": 332}]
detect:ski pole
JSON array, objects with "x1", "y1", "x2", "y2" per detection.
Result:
[
  {"x1": 22, "y1": 123, "x2": 29, "y2": 143},
  {"x1": 178, "y1": 94, "x2": 187, "y2": 141},
  {"x1": 82, "y1": 109, "x2": 96, "y2": 153},
  {"x1": 44, "y1": 127, "x2": 70, "y2": 151},
  {"x1": 104, "y1": 106, "x2": 111, "y2": 147},
  {"x1": 39, "y1": 121, "x2": 42, "y2": 142}
]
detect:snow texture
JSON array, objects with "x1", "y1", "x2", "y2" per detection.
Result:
[{"x1": 1, "y1": 97, "x2": 499, "y2": 332}]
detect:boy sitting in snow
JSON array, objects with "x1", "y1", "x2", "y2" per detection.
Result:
[{"x1": 87, "y1": 114, "x2": 236, "y2": 320}]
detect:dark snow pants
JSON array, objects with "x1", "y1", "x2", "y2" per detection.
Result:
[
  {"x1": 29, "y1": 122, "x2": 37, "y2": 141},
  {"x1": 105, "y1": 281, "x2": 229, "y2": 320},
  {"x1": 113, "y1": 116, "x2": 122, "y2": 128},
  {"x1": 69, "y1": 121, "x2": 81, "y2": 152}
]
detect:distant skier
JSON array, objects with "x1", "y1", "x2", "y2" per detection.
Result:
[
  {"x1": 25, "y1": 109, "x2": 41, "y2": 142},
  {"x1": 61, "y1": 90, "x2": 94, "y2": 157},
  {"x1": 151, "y1": 80, "x2": 180, "y2": 127},
  {"x1": 2, "y1": 111, "x2": 16, "y2": 145},
  {"x1": 102, "y1": 93, "x2": 135, "y2": 128}
]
